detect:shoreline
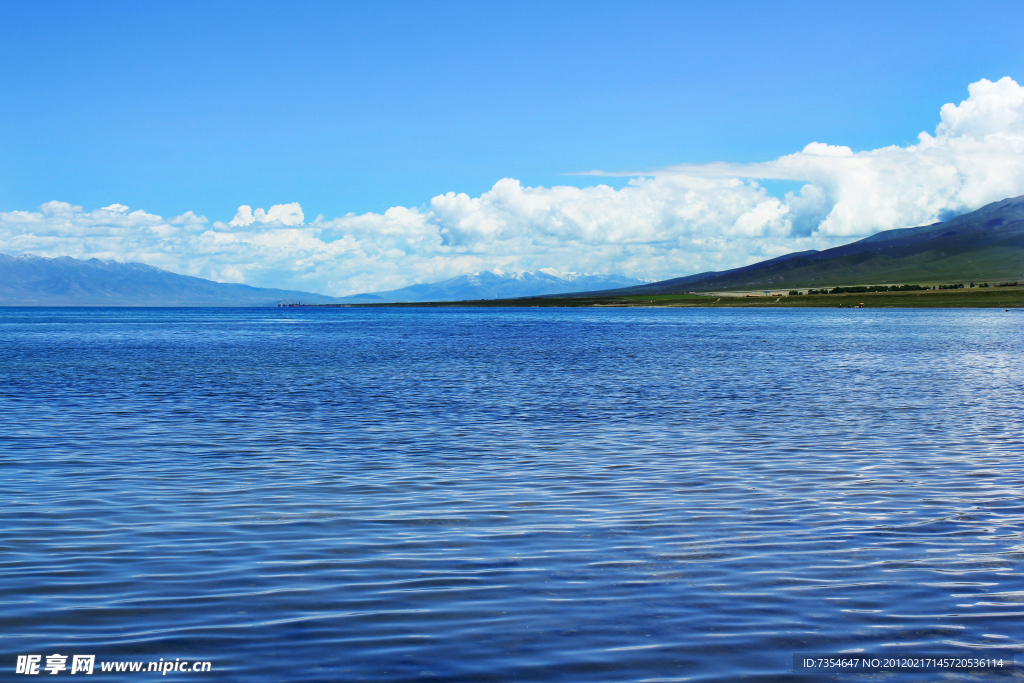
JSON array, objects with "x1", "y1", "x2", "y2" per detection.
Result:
[{"x1": 292, "y1": 286, "x2": 1024, "y2": 309}]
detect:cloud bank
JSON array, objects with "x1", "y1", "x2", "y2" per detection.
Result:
[{"x1": 2, "y1": 77, "x2": 1023, "y2": 296}]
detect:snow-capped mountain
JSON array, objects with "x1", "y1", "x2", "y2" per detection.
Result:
[{"x1": 340, "y1": 269, "x2": 648, "y2": 303}]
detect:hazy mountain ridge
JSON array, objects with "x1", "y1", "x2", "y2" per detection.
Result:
[
  {"x1": 338, "y1": 269, "x2": 648, "y2": 303},
  {"x1": 0, "y1": 253, "x2": 341, "y2": 306},
  {"x1": 0, "y1": 255, "x2": 647, "y2": 306}
]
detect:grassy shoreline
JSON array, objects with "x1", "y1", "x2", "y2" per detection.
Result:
[{"x1": 304, "y1": 286, "x2": 1024, "y2": 309}]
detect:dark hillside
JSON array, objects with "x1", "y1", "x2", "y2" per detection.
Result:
[{"x1": 587, "y1": 194, "x2": 1024, "y2": 294}]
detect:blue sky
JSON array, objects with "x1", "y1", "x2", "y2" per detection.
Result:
[
  {"x1": 2, "y1": 0, "x2": 1021, "y2": 218},
  {"x1": 1, "y1": 1, "x2": 1024, "y2": 294}
]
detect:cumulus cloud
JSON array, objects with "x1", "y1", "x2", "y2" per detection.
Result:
[
  {"x1": 229, "y1": 203, "x2": 304, "y2": 227},
  {"x1": 598, "y1": 76, "x2": 1024, "y2": 238},
  {"x1": 40, "y1": 201, "x2": 82, "y2": 215},
  {"x1": 1, "y1": 77, "x2": 1023, "y2": 296}
]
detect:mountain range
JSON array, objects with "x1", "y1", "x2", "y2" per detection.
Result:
[
  {"x1": 3, "y1": 194, "x2": 1023, "y2": 305},
  {"x1": 0, "y1": 255, "x2": 643, "y2": 306},
  {"x1": 0, "y1": 254, "x2": 342, "y2": 306},
  {"x1": 337, "y1": 269, "x2": 647, "y2": 303}
]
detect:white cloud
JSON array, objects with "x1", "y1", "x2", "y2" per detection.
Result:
[
  {"x1": 2, "y1": 77, "x2": 1023, "y2": 296},
  {"x1": 40, "y1": 201, "x2": 82, "y2": 215},
  {"x1": 229, "y1": 203, "x2": 304, "y2": 227},
  {"x1": 613, "y1": 76, "x2": 1024, "y2": 237},
  {"x1": 169, "y1": 211, "x2": 208, "y2": 225},
  {"x1": 228, "y1": 205, "x2": 254, "y2": 227}
]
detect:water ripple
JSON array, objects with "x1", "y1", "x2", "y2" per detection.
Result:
[{"x1": 0, "y1": 307, "x2": 1022, "y2": 681}]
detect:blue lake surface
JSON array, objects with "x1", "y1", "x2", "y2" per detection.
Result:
[{"x1": 2, "y1": 306, "x2": 1023, "y2": 681}]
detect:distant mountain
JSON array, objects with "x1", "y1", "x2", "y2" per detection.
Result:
[
  {"x1": 0, "y1": 254, "x2": 341, "y2": 306},
  {"x1": 337, "y1": 269, "x2": 648, "y2": 303},
  {"x1": 590, "y1": 194, "x2": 1024, "y2": 295},
  {"x1": 11, "y1": 194, "x2": 1018, "y2": 306}
]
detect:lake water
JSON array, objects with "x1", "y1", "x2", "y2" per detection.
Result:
[{"x1": 2, "y1": 307, "x2": 1022, "y2": 681}]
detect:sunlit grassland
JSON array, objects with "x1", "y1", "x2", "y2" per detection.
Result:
[{"x1": 359, "y1": 287, "x2": 1024, "y2": 308}]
